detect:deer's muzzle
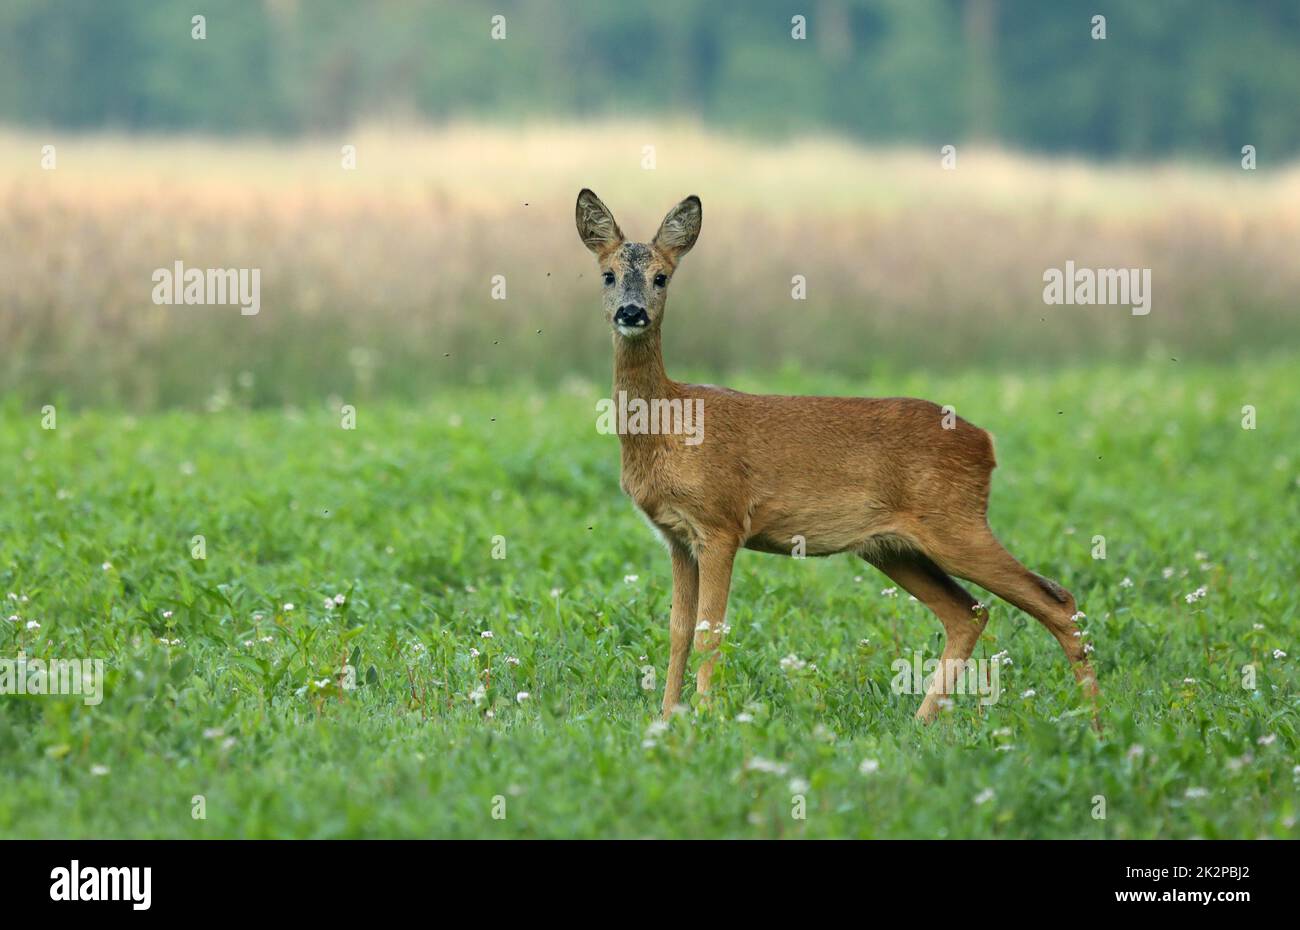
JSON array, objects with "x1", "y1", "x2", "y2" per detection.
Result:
[{"x1": 614, "y1": 304, "x2": 650, "y2": 330}]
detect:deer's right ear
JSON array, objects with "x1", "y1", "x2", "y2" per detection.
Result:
[{"x1": 576, "y1": 189, "x2": 623, "y2": 255}]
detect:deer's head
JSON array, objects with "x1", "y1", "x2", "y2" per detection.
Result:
[{"x1": 575, "y1": 189, "x2": 701, "y2": 339}]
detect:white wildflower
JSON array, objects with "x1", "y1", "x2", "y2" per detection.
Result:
[
  {"x1": 745, "y1": 756, "x2": 789, "y2": 776},
  {"x1": 779, "y1": 654, "x2": 807, "y2": 673}
]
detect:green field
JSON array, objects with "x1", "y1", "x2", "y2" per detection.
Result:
[{"x1": 2, "y1": 357, "x2": 1297, "y2": 838}]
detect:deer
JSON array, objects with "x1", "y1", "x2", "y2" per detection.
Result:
[{"x1": 575, "y1": 189, "x2": 1100, "y2": 724}]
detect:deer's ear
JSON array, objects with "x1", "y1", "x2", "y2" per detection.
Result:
[
  {"x1": 576, "y1": 189, "x2": 623, "y2": 254},
  {"x1": 653, "y1": 195, "x2": 702, "y2": 260}
]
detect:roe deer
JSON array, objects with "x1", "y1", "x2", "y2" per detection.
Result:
[{"x1": 575, "y1": 189, "x2": 1100, "y2": 723}]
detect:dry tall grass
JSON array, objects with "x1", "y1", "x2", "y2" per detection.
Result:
[{"x1": 3, "y1": 121, "x2": 1298, "y2": 408}]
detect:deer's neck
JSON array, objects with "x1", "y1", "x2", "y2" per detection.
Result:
[{"x1": 612, "y1": 332, "x2": 673, "y2": 402}]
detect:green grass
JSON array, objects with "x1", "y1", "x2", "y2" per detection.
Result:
[{"x1": 2, "y1": 357, "x2": 1298, "y2": 838}]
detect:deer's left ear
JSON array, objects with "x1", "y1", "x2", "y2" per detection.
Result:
[{"x1": 653, "y1": 195, "x2": 702, "y2": 260}]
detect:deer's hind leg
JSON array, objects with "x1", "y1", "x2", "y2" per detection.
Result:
[
  {"x1": 866, "y1": 551, "x2": 990, "y2": 722},
  {"x1": 923, "y1": 526, "x2": 1100, "y2": 711}
]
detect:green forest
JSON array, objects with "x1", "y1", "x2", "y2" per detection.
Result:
[{"x1": 3, "y1": 0, "x2": 1298, "y2": 158}]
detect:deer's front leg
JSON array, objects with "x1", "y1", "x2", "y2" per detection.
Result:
[
  {"x1": 693, "y1": 539, "x2": 738, "y2": 700},
  {"x1": 661, "y1": 543, "x2": 699, "y2": 719}
]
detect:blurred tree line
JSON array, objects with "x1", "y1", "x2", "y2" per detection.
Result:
[{"x1": 2, "y1": 0, "x2": 1297, "y2": 158}]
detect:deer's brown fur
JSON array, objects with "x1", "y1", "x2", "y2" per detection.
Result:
[{"x1": 576, "y1": 189, "x2": 1100, "y2": 724}]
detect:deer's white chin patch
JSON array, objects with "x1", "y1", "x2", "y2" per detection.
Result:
[{"x1": 615, "y1": 323, "x2": 650, "y2": 338}]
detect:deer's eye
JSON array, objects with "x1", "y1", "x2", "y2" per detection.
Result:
[
  {"x1": 653, "y1": 273, "x2": 668, "y2": 287},
  {"x1": 603, "y1": 271, "x2": 615, "y2": 286}
]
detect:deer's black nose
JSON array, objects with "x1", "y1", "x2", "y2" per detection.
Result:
[{"x1": 614, "y1": 305, "x2": 649, "y2": 328}]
